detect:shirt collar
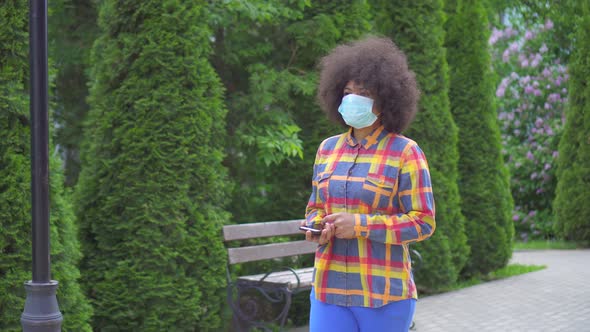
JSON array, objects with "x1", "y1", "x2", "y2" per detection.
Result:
[{"x1": 345, "y1": 125, "x2": 388, "y2": 149}]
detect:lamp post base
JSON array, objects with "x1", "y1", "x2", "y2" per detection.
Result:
[{"x1": 21, "y1": 281, "x2": 63, "y2": 332}]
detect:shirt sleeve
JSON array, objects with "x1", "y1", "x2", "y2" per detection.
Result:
[
  {"x1": 354, "y1": 142, "x2": 436, "y2": 245},
  {"x1": 305, "y1": 142, "x2": 327, "y2": 228}
]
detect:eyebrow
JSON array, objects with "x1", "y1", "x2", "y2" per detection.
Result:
[{"x1": 343, "y1": 86, "x2": 367, "y2": 91}]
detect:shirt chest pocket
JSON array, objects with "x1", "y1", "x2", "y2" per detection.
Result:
[
  {"x1": 316, "y1": 172, "x2": 332, "y2": 203},
  {"x1": 361, "y1": 174, "x2": 396, "y2": 210}
]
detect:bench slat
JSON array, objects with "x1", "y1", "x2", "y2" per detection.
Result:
[
  {"x1": 223, "y1": 219, "x2": 304, "y2": 241},
  {"x1": 227, "y1": 240, "x2": 317, "y2": 264},
  {"x1": 237, "y1": 267, "x2": 315, "y2": 290}
]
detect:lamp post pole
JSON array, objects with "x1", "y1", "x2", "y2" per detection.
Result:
[{"x1": 21, "y1": 0, "x2": 63, "y2": 331}]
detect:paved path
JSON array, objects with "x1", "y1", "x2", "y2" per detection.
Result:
[
  {"x1": 290, "y1": 249, "x2": 590, "y2": 332},
  {"x1": 413, "y1": 249, "x2": 590, "y2": 332}
]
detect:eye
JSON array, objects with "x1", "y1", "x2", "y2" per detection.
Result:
[
  {"x1": 359, "y1": 90, "x2": 370, "y2": 97},
  {"x1": 343, "y1": 92, "x2": 351, "y2": 96}
]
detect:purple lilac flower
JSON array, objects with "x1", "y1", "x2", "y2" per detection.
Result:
[
  {"x1": 503, "y1": 49, "x2": 511, "y2": 62},
  {"x1": 534, "y1": 89, "x2": 542, "y2": 96},
  {"x1": 552, "y1": 151, "x2": 559, "y2": 159},
  {"x1": 521, "y1": 59, "x2": 529, "y2": 67},
  {"x1": 513, "y1": 214, "x2": 520, "y2": 221},
  {"x1": 545, "y1": 19, "x2": 554, "y2": 30},
  {"x1": 544, "y1": 103, "x2": 552, "y2": 110},
  {"x1": 527, "y1": 151, "x2": 534, "y2": 160},
  {"x1": 548, "y1": 93, "x2": 561, "y2": 103},
  {"x1": 546, "y1": 127, "x2": 554, "y2": 136},
  {"x1": 536, "y1": 188, "x2": 544, "y2": 194},
  {"x1": 525, "y1": 30, "x2": 534, "y2": 40},
  {"x1": 544, "y1": 163, "x2": 551, "y2": 170},
  {"x1": 504, "y1": 27, "x2": 515, "y2": 37},
  {"x1": 528, "y1": 210, "x2": 537, "y2": 217},
  {"x1": 540, "y1": 43, "x2": 548, "y2": 53},
  {"x1": 524, "y1": 85, "x2": 534, "y2": 94},
  {"x1": 489, "y1": 28, "x2": 503, "y2": 45},
  {"x1": 509, "y1": 42, "x2": 519, "y2": 52},
  {"x1": 542, "y1": 68, "x2": 552, "y2": 77},
  {"x1": 535, "y1": 118, "x2": 543, "y2": 127},
  {"x1": 510, "y1": 72, "x2": 519, "y2": 80}
]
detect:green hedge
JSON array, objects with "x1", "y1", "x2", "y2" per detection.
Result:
[
  {"x1": 49, "y1": 0, "x2": 98, "y2": 187},
  {"x1": 0, "y1": 1, "x2": 92, "y2": 330},
  {"x1": 75, "y1": 1, "x2": 230, "y2": 330},
  {"x1": 445, "y1": 0, "x2": 514, "y2": 277},
  {"x1": 372, "y1": 0, "x2": 469, "y2": 289},
  {"x1": 554, "y1": 5, "x2": 590, "y2": 242}
]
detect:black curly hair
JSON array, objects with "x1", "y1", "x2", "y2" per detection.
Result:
[{"x1": 317, "y1": 36, "x2": 420, "y2": 134}]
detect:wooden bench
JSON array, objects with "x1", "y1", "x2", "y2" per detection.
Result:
[
  {"x1": 223, "y1": 219, "x2": 422, "y2": 331},
  {"x1": 223, "y1": 219, "x2": 316, "y2": 331}
]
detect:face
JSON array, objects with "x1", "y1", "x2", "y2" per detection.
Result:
[{"x1": 343, "y1": 81, "x2": 380, "y2": 115}]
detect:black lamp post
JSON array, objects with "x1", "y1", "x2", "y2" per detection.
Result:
[{"x1": 21, "y1": 0, "x2": 63, "y2": 331}]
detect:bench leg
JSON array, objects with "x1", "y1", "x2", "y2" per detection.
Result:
[{"x1": 228, "y1": 282, "x2": 293, "y2": 331}]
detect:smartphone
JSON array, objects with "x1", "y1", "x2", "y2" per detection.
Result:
[{"x1": 299, "y1": 226, "x2": 322, "y2": 236}]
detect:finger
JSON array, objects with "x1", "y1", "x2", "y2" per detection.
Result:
[
  {"x1": 322, "y1": 213, "x2": 338, "y2": 224},
  {"x1": 327, "y1": 223, "x2": 336, "y2": 238},
  {"x1": 319, "y1": 227, "x2": 333, "y2": 245},
  {"x1": 306, "y1": 231, "x2": 318, "y2": 243}
]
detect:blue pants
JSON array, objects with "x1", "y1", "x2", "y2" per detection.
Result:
[{"x1": 309, "y1": 291, "x2": 416, "y2": 332}]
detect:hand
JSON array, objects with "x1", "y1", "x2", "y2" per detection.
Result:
[
  {"x1": 301, "y1": 220, "x2": 334, "y2": 245},
  {"x1": 323, "y1": 213, "x2": 355, "y2": 239}
]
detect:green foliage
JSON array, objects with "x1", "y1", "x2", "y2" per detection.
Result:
[
  {"x1": 553, "y1": 5, "x2": 590, "y2": 242},
  {"x1": 211, "y1": 0, "x2": 373, "y2": 223},
  {"x1": 0, "y1": 1, "x2": 92, "y2": 330},
  {"x1": 513, "y1": 240, "x2": 582, "y2": 250},
  {"x1": 445, "y1": 0, "x2": 514, "y2": 277},
  {"x1": 372, "y1": 0, "x2": 469, "y2": 289},
  {"x1": 76, "y1": 0, "x2": 230, "y2": 330},
  {"x1": 49, "y1": 0, "x2": 99, "y2": 187}
]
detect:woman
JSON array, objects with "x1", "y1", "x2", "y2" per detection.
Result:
[{"x1": 301, "y1": 37, "x2": 436, "y2": 332}]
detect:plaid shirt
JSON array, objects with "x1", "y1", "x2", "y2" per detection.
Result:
[{"x1": 306, "y1": 125, "x2": 435, "y2": 308}]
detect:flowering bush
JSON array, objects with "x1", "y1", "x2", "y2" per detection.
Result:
[{"x1": 490, "y1": 19, "x2": 568, "y2": 240}]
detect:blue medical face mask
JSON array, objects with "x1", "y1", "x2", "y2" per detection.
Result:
[{"x1": 338, "y1": 94, "x2": 378, "y2": 129}]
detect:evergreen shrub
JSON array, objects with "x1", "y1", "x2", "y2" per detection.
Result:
[{"x1": 76, "y1": 1, "x2": 230, "y2": 330}]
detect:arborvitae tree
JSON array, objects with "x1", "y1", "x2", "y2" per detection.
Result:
[
  {"x1": 372, "y1": 0, "x2": 469, "y2": 289},
  {"x1": 0, "y1": 1, "x2": 92, "y2": 330},
  {"x1": 75, "y1": 1, "x2": 230, "y2": 330},
  {"x1": 445, "y1": 0, "x2": 514, "y2": 277},
  {"x1": 554, "y1": 5, "x2": 590, "y2": 242},
  {"x1": 49, "y1": 0, "x2": 98, "y2": 187}
]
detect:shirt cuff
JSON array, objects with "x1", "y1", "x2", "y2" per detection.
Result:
[{"x1": 354, "y1": 214, "x2": 370, "y2": 238}]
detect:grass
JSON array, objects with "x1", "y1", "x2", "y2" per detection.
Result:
[
  {"x1": 422, "y1": 263, "x2": 546, "y2": 296},
  {"x1": 513, "y1": 240, "x2": 582, "y2": 250}
]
